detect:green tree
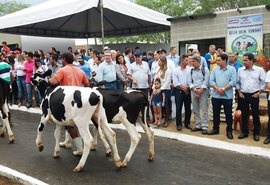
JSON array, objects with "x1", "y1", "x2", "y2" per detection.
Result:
[
  {"x1": 0, "y1": 0, "x2": 28, "y2": 16},
  {"x1": 196, "y1": 0, "x2": 269, "y2": 14},
  {"x1": 104, "y1": 0, "x2": 198, "y2": 44},
  {"x1": 102, "y1": 0, "x2": 270, "y2": 44}
]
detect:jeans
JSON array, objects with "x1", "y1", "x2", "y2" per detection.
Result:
[
  {"x1": 212, "y1": 98, "x2": 233, "y2": 132},
  {"x1": 116, "y1": 80, "x2": 124, "y2": 90},
  {"x1": 34, "y1": 88, "x2": 42, "y2": 104},
  {"x1": 104, "y1": 81, "x2": 117, "y2": 90},
  {"x1": 16, "y1": 76, "x2": 27, "y2": 103},
  {"x1": 239, "y1": 92, "x2": 261, "y2": 135},
  {"x1": 174, "y1": 88, "x2": 191, "y2": 127},
  {"x1": 26, "y1": 83, "x2": 33, "y2": 104}
]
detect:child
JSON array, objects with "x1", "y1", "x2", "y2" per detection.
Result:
[{"x1": 151, "y1": 78, "x2": 165, "y2": 126}]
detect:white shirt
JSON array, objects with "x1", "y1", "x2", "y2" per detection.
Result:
[
  {"x1": 172, "y1": 66, "x2": 191, "y2": 87},
  {"x1": 155, "y1": 67, "x2": 171, "y2": 90},
  {"x1": 127, "y1": 61, "x2": 150, "y2": 89},
  {"x1": 152, "y1": 59, "x2": 174, "y2": 78},
  {"x1": 14, "y1": 61, "x2": 26, "y2": 77},
  {"x1": 236, "y1": 65, "x2": 265, "y2": 93}
]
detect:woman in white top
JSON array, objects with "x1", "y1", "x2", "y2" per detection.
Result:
[
  {"x1": 14, "y1": 54, "x2": 27, "y2": 107},
  {"x1": 154, "y1": 56, "x2": 171, "y2": 127}
]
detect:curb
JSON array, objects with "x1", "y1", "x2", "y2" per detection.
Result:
[{"x1": 0, "y1": 165, "x2": 48, "y2": 185}]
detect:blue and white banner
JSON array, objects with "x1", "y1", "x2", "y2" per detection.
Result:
[{"x1": 227, "y1": 14, "x2": 263, "y2": 57}]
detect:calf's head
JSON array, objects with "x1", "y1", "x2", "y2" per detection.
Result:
[{"x1": 31, "y1": 69, "x2": 52, "y2": 97}]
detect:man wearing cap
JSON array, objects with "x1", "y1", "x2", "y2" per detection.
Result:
[
  {"x1": 98, "y1": 50, "x2": 117, "y2": 89},
  {"x1": 128, "y1": 50, "x2": 152, "y2": 98},
  {"x1": 77, "y1": 54, "x2": 94, "y2": 79},
  {"x1": 104, "y1": 46, "x2": 110, "y2": 52}
]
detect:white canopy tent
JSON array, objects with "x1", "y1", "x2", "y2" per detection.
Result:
[{"x1": 0, "y1": 0, "x2": 171, "y2": 40}]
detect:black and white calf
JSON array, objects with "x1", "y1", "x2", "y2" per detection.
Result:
[
  {"x1": 0, "y1": 78, "x2": 14, "y2": 143},
  {"x1": 91, "y1": 88, "x2": 155, "y2": 167},
  {"x1": 31, "y1": 74, "x2": 122, "y2": 172}
]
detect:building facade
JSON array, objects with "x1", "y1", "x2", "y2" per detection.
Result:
[{"x1": 169, "y1": 5, "x2": 270, "y2": 58}]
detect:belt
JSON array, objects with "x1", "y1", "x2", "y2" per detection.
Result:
[
  {"x1": 106, "y1": 81, "x2": 116, "y2": 84},
  {"x1": 133, "y1": 88, "x2": 148, "y2": 90},
  {"x1": 241, "y1": 91, "x2": 259, "y2": 95}
]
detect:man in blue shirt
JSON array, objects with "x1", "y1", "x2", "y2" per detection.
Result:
[
  {"x1": 208, "y1": 53, "x2": 236, "y2": 139},
  {"x1": 167, "y1": 46, "x2": 179, "y2": 67},
  {"x1": 77, "y1": 54, "x2": 92, "y2": 79},
  {"x1": 98, "y1": 50, "x2": 117, "y2": 89},
  {"x1": 227, "y1": 52, "x2": 243, "y2": 72}
]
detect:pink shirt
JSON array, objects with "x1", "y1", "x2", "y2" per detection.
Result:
[{"x1": 24, "y1": 60, "x2": 34, "y2": 83}]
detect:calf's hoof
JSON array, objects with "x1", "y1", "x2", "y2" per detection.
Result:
[
  {"x1": 73, "y1": 166, "x2": 82, "y2": 172},
  {"x1": 53, "y1": 151, "x2": 60, "y2": 158},
  {"x1": 105, "y1": 148, "x2": 112, "y2": 157},
  {"x1": 122, "y1": 161, "x2": 128, "y2": 168},
  {"x1": 90, "y1": 144, "x2": 97, "y2": 151},
  {"x1": 115, "y1": 160, "x2": 122, "y2": 169},
  {"x1": 9, "y1": 135, "x2": 15, "y2": 144},
  {"x1": 37, "y1": 143, "x2": 44, "y2": 152},
  {"x1": 148, "y1": 152, "x2": 154, "y2": 161},
  {"x1": 0, "y1": 131, "x2": 5, "y2": 137}
]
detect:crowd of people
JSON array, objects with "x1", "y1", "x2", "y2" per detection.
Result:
[{"x1": 1, "y1": 41, "x2": 270, "y2": 146}]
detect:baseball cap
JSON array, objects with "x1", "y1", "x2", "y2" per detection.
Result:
[
  {"x1": 134, "y1": 50, "x2": 142, "y2": 56},
  {"x1": 104, "y1": 46, "x2": 110, "y2": 51},
  {"x1": 13, "y1": 50, "x2": 21, "y2": 54}
]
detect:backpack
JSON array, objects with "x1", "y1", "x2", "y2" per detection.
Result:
[{"x1": 191, "y1": 62, "x2": 205, "y2": 84}]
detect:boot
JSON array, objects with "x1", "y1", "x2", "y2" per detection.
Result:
[
  {"x1": 59, "y1": 131, "x2": 72, "y2": 149},
  {"x1": 72, "y1": 137, "x2": 83, "y2": 156},
  {"x1": 163, "y1": 109, "x2": 169, "y2": 128}
]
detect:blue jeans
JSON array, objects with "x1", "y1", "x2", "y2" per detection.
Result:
[
  {"x1": 16, "y1": 76, "x2": 27, "y2": 103},
  {"x1": 116, "y1": 80, "x2": 124, "y2": 90},
  {"x1": 174, "y1": 88, "x2": 191, "y2": 127},
  {"x1": 34, "y1": 89, "x2": 42, "y2": 104},
  {"x1": 26, "y1": 83, "x2": 33, "y2": 104},
  {"x1": 104, "y1": 81, "x2": 117, "y2": 90}
]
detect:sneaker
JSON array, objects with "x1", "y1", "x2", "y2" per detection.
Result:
[
  {"x1": 191, "y1": 127, "x2": 202, "y2": 132},
  {"x1": 202, "y1": 130, "x2": 208, "y2": 135},
  {"x1": 26, "y1": 103, "x2": 32, "y2": 109}
]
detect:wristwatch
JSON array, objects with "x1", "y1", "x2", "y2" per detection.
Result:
[{"x1": 221, "y1": 87, "x2": 225, "y2": 91}]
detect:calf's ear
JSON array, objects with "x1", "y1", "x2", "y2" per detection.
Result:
[{"x1": 40, "y1": 69, "x2": 52, "y2": 78}]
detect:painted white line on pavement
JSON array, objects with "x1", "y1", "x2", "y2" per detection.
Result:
[
  {"x1": 10, "y1": 105, "x2": 270, "y2": 159},
  {"x1": 0, "y1": 165, "x2": 48, "y2": 185}
]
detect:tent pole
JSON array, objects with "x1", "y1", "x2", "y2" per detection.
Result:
[
  {"x1": 86, "y1": 38, "x2": 89, "y2": 51},
  {"x1": 100, "y1": 0, "x2": 104, "y2": 51}
]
